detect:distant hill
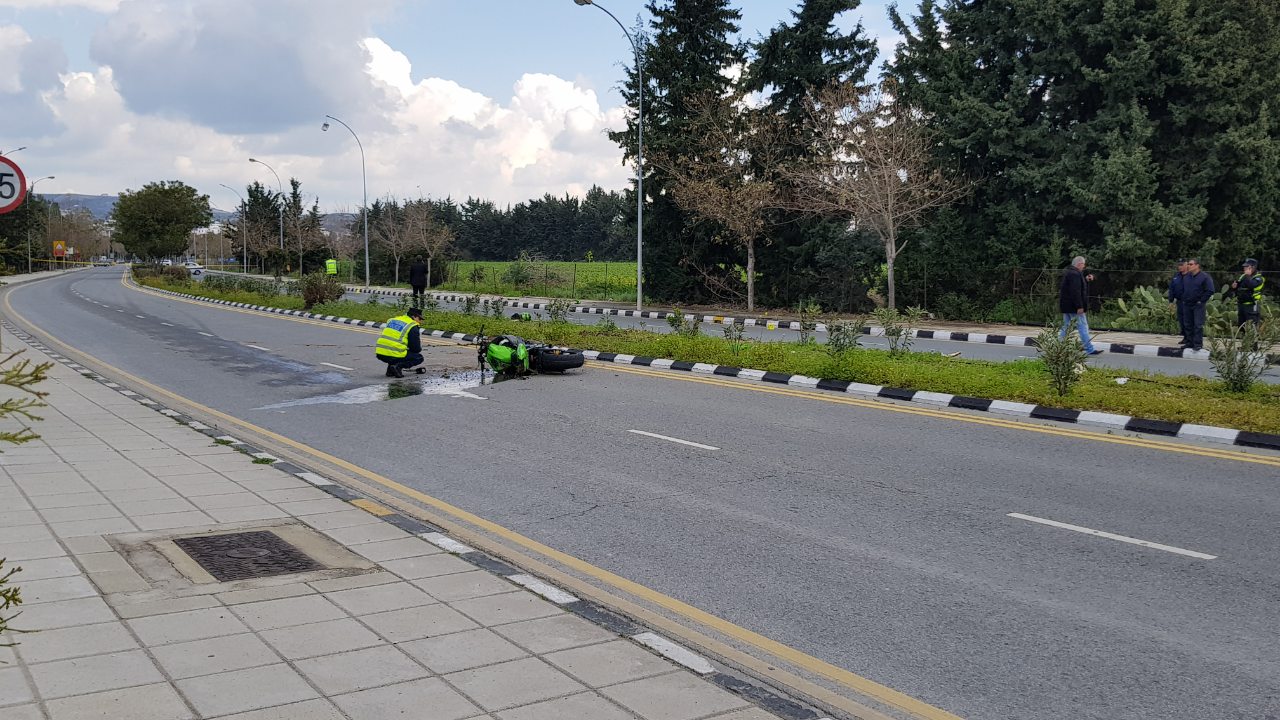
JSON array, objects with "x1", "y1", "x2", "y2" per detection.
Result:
[{"x1": 41, "y1": 193, "x2": 235, "y2": 224}]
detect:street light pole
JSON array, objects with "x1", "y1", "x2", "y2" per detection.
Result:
[
  {"x1": 0, "y1": 147, "x2": 27, "y2": 156},
  {"x1": 322, "y1": 115, "x2": 370, "y2": 287},
  {"x1": 248, "y1": 158, "x2": 285, "y2": 257},
  {"x1": 219, "y1": 184, "x2": 249, "y2": 275},
  {"x1": 27, "y1": 176, "x2": 54, "y2": 274},
  {"x1": 573, "y1": 0, "x2": 643, "y2": 310}
]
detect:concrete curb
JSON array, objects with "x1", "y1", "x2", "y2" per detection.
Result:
[{"x1": 144, "y1": 281, "x2": 1280, "y2": 453}]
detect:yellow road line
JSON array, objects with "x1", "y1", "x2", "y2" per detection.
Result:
[{"x1": 3, "y1": 279, "x2": 964, "y2": 720}]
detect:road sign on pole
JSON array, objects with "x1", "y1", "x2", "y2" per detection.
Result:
[
  {"x1": 53, "y1": 240, "x2": 66, "y2": 258},
  {"x1": 0, "y1": 155, "x2": 27, "y2": 215}
]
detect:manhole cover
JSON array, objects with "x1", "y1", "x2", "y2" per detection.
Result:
[{"x1": 172, "y1": 531, "x2": 323, "y2": 581}]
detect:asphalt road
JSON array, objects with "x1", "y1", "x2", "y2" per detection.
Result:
[
  {"x1": 334, "y1": 288, "x2": 1280, "y2": 383},
  {"x1": 10, "y1": 268, "x2": 1280, "y2": 720}
]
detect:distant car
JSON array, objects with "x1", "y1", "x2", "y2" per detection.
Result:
[
  {"x1": 184, "y1": 261, "x2": 204, "y2": 276},
  {"x1": 160, "y1": 259, "x2": 173, "y2": 266},
  {"x1": 92, "y1": 258, "x2": 111, "y2": 267}
]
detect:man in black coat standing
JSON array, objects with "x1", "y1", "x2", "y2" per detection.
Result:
[
  {"x1": 1179, "y1": 258, "x2": 1215, "y2": 352},
  {"x1": 408, "y1": 257, "x2": 428, "y2": 302},
  {"x1": 1058, "y1": 256, "x2": 1102, "y2": 355}
]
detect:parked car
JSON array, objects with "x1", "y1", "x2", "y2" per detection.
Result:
[
  {"x1": 160, "y1": 259, "x2": 173, "y2": 266},
  {"x1": 184, "y1": 261, "x2": 204, "y2": 276}
]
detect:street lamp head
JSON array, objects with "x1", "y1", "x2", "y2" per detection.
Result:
[
  {"x1": 321, "y1": 122, "x2": 330, "y2": 131},
  {"x1": 248, "y1": 157, "x2": 257, "y2": 163},
  {"x1": 573, "y1": 0, "x2": 593, "y2": 5}
]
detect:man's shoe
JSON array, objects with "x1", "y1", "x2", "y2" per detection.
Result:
[
  {"x1": 1087, "y1": 349, "x2": 1103, "y2": 356},
  {"x1": 392, "y1": 366, "x2": 404, "y2": 378},
  {"x1": 414, "y1": 367, "x2": 426, "y2": 374}
]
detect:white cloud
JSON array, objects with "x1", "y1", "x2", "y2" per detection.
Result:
[{"x1": 0, "y1": 0, "x2": 120, "y2": 10}]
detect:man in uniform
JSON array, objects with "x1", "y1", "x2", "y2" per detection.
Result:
[
  {"x1": 325, "y1": 257, "x2": 338, "y2": 276},
  {"x1": 375, "y1": 307, "x2": 425, "y2": 378},
  {"x1": 1224, "y1": 258, "x2": 1266, "y2": 329}
]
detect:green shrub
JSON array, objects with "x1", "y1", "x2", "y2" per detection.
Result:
[
  {"x1": 1209, "y1": 320, "x2": 1280, "y2": 393},
  {"x1": 797, "y1": 299, "x2": 821, "y2": 344},
  {"x1": 722, "y1": 321, "x2": 748, "y2": 360},
  {"x1": 827, "y1": 318, "x2": 867, "y2": 355},
  {"x1": 298, "y1": 272, "x2": 344, "y2": 310},
  {"x1": 872, "y1": 306, "x2": 925, "y2": 355},
  {"x1": 1035, "y1": 325, "x2": 1088, "y2": 396},
  {"x1": 933, "y1": 292, "x2": 986, "y2": 322},
  {"x1": 546, "y1": 298, "x2": 574, "y2": 323}
]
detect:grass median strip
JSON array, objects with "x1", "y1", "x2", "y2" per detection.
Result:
[{"x1": 137, "y1": 276, "x2": 1280, "y2": 434}]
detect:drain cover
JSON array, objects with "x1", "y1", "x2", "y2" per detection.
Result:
[{"x1": 172, "y1": 531, "x2": 323, "y2": 581}]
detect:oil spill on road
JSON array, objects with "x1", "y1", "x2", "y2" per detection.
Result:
[{"x1": 254, "y1": 370, "x2": 489, "y2": 409}]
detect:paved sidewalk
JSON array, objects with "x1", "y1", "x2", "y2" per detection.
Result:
[{"x1": 0, "y1": 327, "x2": 786, "y2": 720}]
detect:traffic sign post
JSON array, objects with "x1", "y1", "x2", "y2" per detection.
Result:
[
  {"x1": 53, "y1": 240, "x2": 66, "y2": 257},
  {"x1": 0, "y1": 155, "x2": 27, "y2": 215}
]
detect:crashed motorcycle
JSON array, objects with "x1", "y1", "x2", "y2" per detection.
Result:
[{"x1": 477, "y1": 333, "x2": 585, "y2": 376}]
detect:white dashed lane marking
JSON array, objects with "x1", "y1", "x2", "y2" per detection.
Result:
[{"x1": 1007, "y1": 513, "x2": 1217, "y2": 560}]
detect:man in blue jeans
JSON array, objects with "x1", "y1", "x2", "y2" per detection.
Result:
[{"x1": 1058, "y1": 256, "x2": 1103, "y2": 355}]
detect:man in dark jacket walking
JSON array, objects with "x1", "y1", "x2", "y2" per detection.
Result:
[
  {"x1": 1059, "y1": 256, "x2": 1102, "y2": 355},
  {"x1": 1179, "y1": 258, "x2": 1215, "y2": 351},
  {"x1": 408, "y1": 257, "x2": 428, "y2": 302},
  {"x1": 1167, "y1": 259, "x2": 1189, "y2": 345}
]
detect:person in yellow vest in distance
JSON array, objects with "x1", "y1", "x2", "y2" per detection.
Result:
[
  {"x1": 375, "y1": 308, "x2": 425, "y2": 378},
  {"x1": 325, "y1": 258, "x2": 338, "y2": 276}
]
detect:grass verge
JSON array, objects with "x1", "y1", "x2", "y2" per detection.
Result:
[{"x1": 139, "y1": 275, "x2": 1280, "y2": 434}]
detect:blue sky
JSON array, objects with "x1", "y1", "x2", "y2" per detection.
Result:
[{"x1": 1, "y1": 0, "x2": 902, "y2": 209}]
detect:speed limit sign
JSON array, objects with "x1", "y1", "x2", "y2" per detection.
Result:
[{"x1": 0, "y1": 155, "x2": 27, "y2": 215}]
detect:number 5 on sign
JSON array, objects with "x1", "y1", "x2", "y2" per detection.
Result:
[{"x1": 0, "y1": 155, "x2": 28, "y2": 215}]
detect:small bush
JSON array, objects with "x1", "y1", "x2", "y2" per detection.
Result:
[
  {"x1": 1209, "y1": 320, "x2": 1280, "y2": 393},
  {"x1": 933, "y1": 292, "x2": 986, "y2": 322},
  {"x1": 797, "y1": 299, "x2": 821, "y2": 344},
  {"x1": 467, "y1": 266, "x2": 487, "y2": 286},
  {"x1": 827, "y1": 318, "x2": 867, "y2": 355},
  {"x1": 546, "y1": 298, "x2": 574, "y2": 323},
  {"x1": 462, "y1": 294, "x2": 480, "y2": 315},
  {"x1": 595, "y1": 316, "x2": 620, "y2": 333},
  {"x1": 0, "y1": 558, "x2": 23, "y2": 647},
  {"x1": 298, "y1": 272, "x2": 345, "y2": 310},
  {"x1": 488, "y1": 299, "x2": 506, "y2": 319},
  {"x1": 666, "y1": 309, "x2": 701, "y2": 339},
  {"x1": 872, "y1": 306, "x2": 925, "y2": 355},
  {"x1": 722, "y1": 321, "x2": 747, "y2": 360},
  {"x1": 1036, "y1": 325, "x2": 1088, "y2": 395},
  {"x1": 502, "y1": 258, "x2": 533, "y2": 287}
]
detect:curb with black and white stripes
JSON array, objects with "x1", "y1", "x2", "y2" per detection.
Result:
[
  {"x1": 1, "y1": 317, "x2": 831, "y2": 720},
  {"x1": 341, "y1": 283, "x2": 1243, "y2": 362},
  {"x1": 144, "y1": 281, "x2": 1280, "y2": 453}
]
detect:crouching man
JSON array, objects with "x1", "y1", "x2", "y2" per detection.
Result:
[{"x1": 376, "y1": 307, "x2": 425, "y2": 378}]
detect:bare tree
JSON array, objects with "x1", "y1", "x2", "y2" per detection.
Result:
[
  {"x1": 653, "y1": 93, "x2": 788, "y2": 312},
  {"x1": 375, "y1": 198, "x2": 416, "y2": 285},
  {"x1": 788, "y1": 82, "x2": 968, "y2": 308},
  {"x1": 415, "y1": 211, "x2": 455, "y2": 290}
]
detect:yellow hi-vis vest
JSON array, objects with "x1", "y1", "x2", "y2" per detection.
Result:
[
  {"x1": 325, "y1": 258, "x2": 338, "y2": 275},
  {"x1": 376, "y1": 315, "x2": 419, "y2": 359}
]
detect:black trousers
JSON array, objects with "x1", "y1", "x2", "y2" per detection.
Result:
[
  {"x1": 1238, "y1": 305, "x2": 1261, "y2": 329},
  {"x1": 1187, "y1": 304, "x2": 1207, "y2": 350},
  {"x1": 378, "y1": 352, "x2": 424, "y2": 370},
  {"x1": 411, "y1": 284, "x2": 426, "y2": 300}
]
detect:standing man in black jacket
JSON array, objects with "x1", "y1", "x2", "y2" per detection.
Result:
[
  {"x1": 1167, "y1": 259, "x2": 1189, "y2": 346},
  {"x1": 1179, "y1": 258, "x2": 1215, "y2": 352},
  {"x1": 1223, "y1": 258, "x2": 1266, "y2": 329},
  {"x1": 408, "y1": 257, "x2": 428, "y2": 303},
  {"x1": 1059, "y1": 256, "x2": 1102, "y2": 355}
]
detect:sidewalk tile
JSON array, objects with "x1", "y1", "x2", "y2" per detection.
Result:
[
  {"x1": 176, "y1": 663, "x2": 317, "y2": 717},
  {"x1": 13, "y1": 621, "x2": 137, "y2": 663},
  {"x1": 29, "y1": 649, "x2": 164, "y2": 700},
  {"x1": 28, "y1": 492, "x2": 107, "y2": 509},
  {"x1": 0, "y1": 667, "x2": 33, "y2": 706},
  {"x1": 295, "y1": 646, "x2": 428, "y2": 695},
  {"x1": 323, "y1": 522, "x2": 411, "y2": 546},
  {"x1": 131, "y1": 511, "x2": 213, "y2": 531},
  {"x1": 128, "y1": 606, "x2": 248, "y2": 645},
  {"x1": 216, "y1": 698, "x2": 346, "y2": 720},
  {"x1": 307, "y1": 571, "x2": 399, "y2": 593},
  {"x1": 445, "y1": 657, "x2": 585, "y2": 712},
  {"x1": 0, "y1": 510, "x2": 41, "y2": 526},
  {"x1": 0, "y1": 524, "x2": 55, "y2": 544},
  {"x1": 327, "y1": 582, "x2": 435, "y2": 615},
  {"x1": 260, "y1": 618, "x2": 384, "y2": 660},
  {"x1": 231, "y1": 594, "x2": 346, "y2": 631},
  {"x1": 358, "y1": 603, "x2": 479, "y2": 643},
  {"x1": 114, "y1": 498, "x2": 196, "y2": 516},
  {"x1": 351, "y1": 537, "x2": 441, "y2": 562},
  {"x1": 380, "y1": 553, "x2": 474, "y2": 580},
  {"x1": 109, "y1": 594, "x2": 220, "y2": 619},
  {"x1": 20, "y1": 597, "x2": 114, "y2": 630},
  {"x1": 600, "y1": 672, "x2": 748, "y2": 720},
  {"x1": 186, "y1": 491, "x2": 261, "y2": 509},
  {"x1": 21, "y1": 575, "x2": 99, "y2": 604},
  {"x1": 76, "y1": 552, "x2": 132, "y2": 574},
  {"x1": 63, "y1": 535, "x2": 111, "y2": 554},
  {"x1": 302, "y1": 509, "x2": 382, "y2": 531},
  {"x1": 173, "y1": 479, "x2": 245, "y2": 497},
  {"x1": 451, "y1": 592, "x2": 563, "y2": 626},
  {"x1": 493, "y1": 615, "x2": 618, "y2": 655},
  {"x1": 88, "y1": 569, "x2": 151, "y2": 594},
  {"x1": 275, "y1": 498, "x2": 352, "y2": 516},
  {"x1": 8, "y1": 556, "x2": 79, "y2": 581},
  {"x1": 4, "y1": 539, "x2": 66, "y2": 561},
  {"x1": 39, "y1": 505, "x2": 124, "y2": 523},
  {"x1": 401, "y1": 628, "x2": 527, "y2": 674},
  {"x1": 333, "y1": 678, "x2": 480, "y2": 720},
  {"x1": 50, "y1": 517, "x2": 137, "y2": 538},
  {"x1": 215, "y1": 583, "x2": 314, "y2": 605},
  {"x1": 151, "y1": 633, "x2": 279, "y2": 679},
  {"x1": 495, "y1": 692, "x2": 636, "y2": 720},
  {"x1": 44, "y1": 682, "x2": 192, "y2": 720},
  {"x1": 205, "y1": 505, "x2": 289, "y2": 523},
  {"x1": 544, "y1": 640, "x2": 674, "y2": 687},
  {"x1": 0, "y1": 705, "x2": 41, "y2": 720},
  {"x1": 256, "y1": 487, "x2": 333, "y2": 504},
  {"x1": 706, "y1": 708, "x2": 782, "y2": 719}
]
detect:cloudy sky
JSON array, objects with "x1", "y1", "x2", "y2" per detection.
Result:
[{"x1": 1, "y1": 0, "x2": 899, "y2": 213}]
